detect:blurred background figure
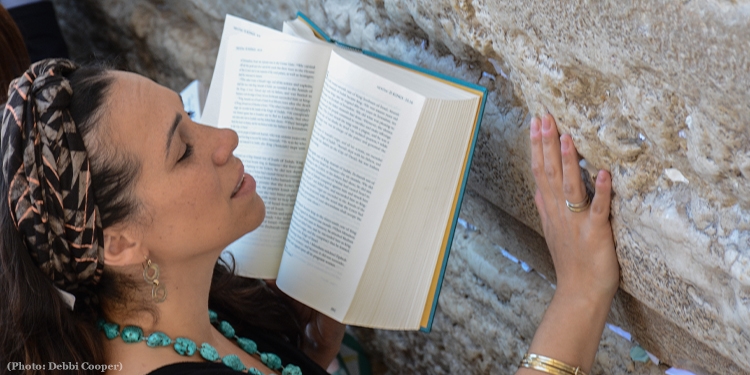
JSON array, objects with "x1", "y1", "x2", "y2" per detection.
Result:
[
  {"x1": 1, "y1": 0, "x2": 68, "y2": 62},
  {"x1": 0, "y1": 3, "x2": 30, "y2": 103}
]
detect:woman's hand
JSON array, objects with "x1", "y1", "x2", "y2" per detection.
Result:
[
  {"x1": 530, "y1": 114, "x2": 619, "y2": 303},
  {"x1": 517, "y1": 114, "x2": 619, "y2": 374},
  {"x1": 265, "y1": 280, "x2": 346, "y2": 370}
]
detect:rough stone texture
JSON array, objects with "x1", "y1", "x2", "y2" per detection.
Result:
[
  {"x1": 49, "y1": 0, "x2": 750, "y2": 373},
  {"x1": 462, "y1": 191, "x2": 747, "y2": 374},
  {"x1": 352, "y1": 219, "x2": 666, "y2": 375}
]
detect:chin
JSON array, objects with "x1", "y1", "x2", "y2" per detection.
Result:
[{"x1": 245, "y1": 192, "x2": 266, "y2": 232}]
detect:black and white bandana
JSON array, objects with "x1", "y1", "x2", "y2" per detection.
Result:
[{"x1": 1, "y1": 58, "x2": 104, "y2": 299}]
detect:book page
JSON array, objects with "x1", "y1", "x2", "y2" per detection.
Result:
[
  {"x1": 276, "y1": 51, "x2": 426, "y2": 321},
  {"x1": 217, "y1": 36, "x2": 332, "y2": 278},
  {"x1": 203, "y1": 15, "x2": 299, "y2": 125},
  {"x1": 282, "y1": 18, "x2": 320, "y2": 41},
  {"x1": 323, "y1": 50, "x2": 481, "y2": 329}
]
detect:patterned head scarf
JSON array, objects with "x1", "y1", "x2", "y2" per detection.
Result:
[{"x1": 1, "y1": 59, "x2": 104, "y2": 299}]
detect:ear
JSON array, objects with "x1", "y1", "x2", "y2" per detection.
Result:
[{"x1": 103, "y1": 226, "x2": 146, "y2": 267}]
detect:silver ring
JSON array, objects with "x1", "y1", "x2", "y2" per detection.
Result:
[{"x1": 566, "y1": 196, "x2": 591, "y2": 212}]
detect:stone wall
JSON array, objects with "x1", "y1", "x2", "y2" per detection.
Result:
[
  {"x1": 49, "y1": 0, "x2": 750, "y2": 373},
  {"x1": 352, "y1": 193, "x2": 667, "y2": 375}
]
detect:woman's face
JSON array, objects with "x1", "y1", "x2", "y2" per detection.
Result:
[{"x1": 103, "y1": 71, "x2": 264, "y2": 263}]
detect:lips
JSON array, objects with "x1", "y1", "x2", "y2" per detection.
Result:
[
  {"x1": 231, "y1": 162, "x2": 246, "y2": 198},
  {"x1": 231, "y1": 174, "x2": 245, "y2": 198}
]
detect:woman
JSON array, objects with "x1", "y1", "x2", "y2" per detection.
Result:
[
  {"x1": 0, "y1": 59, "x2": 617, "y2": 375},
  {"x1": 1, "y1": 60, "x2": 342, "y2": 375}
]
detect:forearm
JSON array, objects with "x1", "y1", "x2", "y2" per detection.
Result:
[{"x1": 516, "y1": 288, "x2": 612, "y2": 375}]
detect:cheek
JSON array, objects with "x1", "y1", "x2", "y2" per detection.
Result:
[
  {"x1": 176, "y1": 175, "x2": 226, "y2": 222},
  {"x1": 141, "y1": 172, "x2": 226, "y2": 232}
]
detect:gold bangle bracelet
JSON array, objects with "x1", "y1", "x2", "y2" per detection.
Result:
[{"x1": 519, "y1": 353, "x2": 588, "y2": 375}]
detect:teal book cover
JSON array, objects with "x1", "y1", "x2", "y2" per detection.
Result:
[{"x1": 295, "y1": 11, "x2": 488, "y2": 332}]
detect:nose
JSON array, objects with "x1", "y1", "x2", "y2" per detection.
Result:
[{"x1": 212, "y1": 127, "x2": 239, "y2": 165}]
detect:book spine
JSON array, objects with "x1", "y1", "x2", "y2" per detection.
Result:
[
  {"x1": 420, "y1": 91, "x2": 488, "y2": 332},
  {"x1": 295, "y1": 11, "x2": 333, "y2": 42},
  {"x1": 296, "y1": 10, "x2": 490, "y2": 331}
]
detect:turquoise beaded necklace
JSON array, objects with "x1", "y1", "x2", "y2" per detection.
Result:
[{"x1": 98, "y1": 310, "x2": 302, "y2": 375}]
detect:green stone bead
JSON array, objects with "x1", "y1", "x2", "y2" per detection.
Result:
[
  {"x1": 237, "y1": 337, "x2": 258, "y2": 354},
  {"x1": 221, "y1": 354, "x2": 246, "y2": 371},
  {"x1": 199, "y1": 343, "x2": 220, "y2": 362},
  {"x1": 121, "y1": 326, "x2": 144, "y2": 343},
  {"x1": 247, "y1": 368, "x2": 263, "y2": 375},
  {"x1": 282, "y1": 364, "x2": 302, "y2": 375},
  {"x1": 261, "y1": 352, "x2": 282, "y2": 370},
  {"x1": 218, "y1": 321, "x2": 235, "y2": 338},
  {"x1": 173, "y1": 337, "x2": 197, "y2": 356},
  {"x1": 146, "y1": 332, "x2": 172, "y2": 347},
  {"x1": 208, "y1": 309, "x2": 219, "y2": 324},
  {"x1": 96, "y1": 318, "x2": 106, "y2": 331},
  {"x1": 101, "y1": 322, "x2": 120, "y2": 340}
]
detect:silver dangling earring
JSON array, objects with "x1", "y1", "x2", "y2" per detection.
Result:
[{"x1": 143, "y1": 258, "x2": 167, "y2": 303}]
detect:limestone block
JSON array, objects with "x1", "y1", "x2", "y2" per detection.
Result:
[
  {"x1": 461, "y1": 191, "x2": 748, "y2": 374},
  {"x1": 49, "y1": 0, "x2": 750, "y2": 373},
  {"x1": 352, "y1": 218, "x2": 660, "y2": 375}
]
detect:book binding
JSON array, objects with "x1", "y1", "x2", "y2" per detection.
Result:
[{"x1": 295, "y1": 11, "x2": 488, "y2": 333}]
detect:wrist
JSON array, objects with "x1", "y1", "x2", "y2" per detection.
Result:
[
  {"x1": 550, "y1": 287, "x2": 614, "y2": 331},
  {"x1": 524, "y1": 287, "x2": 615, "y2": 373},
  {"x1": 553, "y1": 282, "x2": 616, "y2": 316}
]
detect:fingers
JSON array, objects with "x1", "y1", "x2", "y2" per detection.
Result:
[
  {"x1": 590, "y1": 170, "x2": 612, "y2": 220},
  {"x1": 559, "y1": 134, "x2": 588, "y2": 205},
  {"x1": 530, "y1": 117, "x2": 556, "y2": 211},
  {"x1": 310, "y1": 314, "x2": 346, "y2": 346},
  {"x1": 541, "y1": 114, "x2": 563, "y2": 199},
  {"x1": 302, "y1": 314, "x2": 346, "y2": 369},
  {"x1": 531, "y1": 114, "x2": 607, "y2": 219},
  {"x1": 534, "y1": 188, "x2": 548, "y2": 226}
]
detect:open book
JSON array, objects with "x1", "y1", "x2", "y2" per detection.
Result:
[{"x1": 202, "y1": 13, "x2": 487, "y2": 331}]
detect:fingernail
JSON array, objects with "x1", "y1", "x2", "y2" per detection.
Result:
[
  {"x1": 542, "y1": 116, "x2": 551, "y2": 131},
  {"x1": 598, "y1": 170, "x2": 608, "y2": 181},
  {"x1": 530, "y1": 118, "x2": 539, "y2": 134},
  {"x1": 560, "y1": 136, "x2": 569, "y2": 151}
]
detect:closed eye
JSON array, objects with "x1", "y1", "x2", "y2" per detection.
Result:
[{"x1": 178, "y1": 143, "x2": 193, "y2": 162}]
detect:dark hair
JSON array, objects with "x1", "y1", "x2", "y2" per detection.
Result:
[
  {"x1": 0, "y1": 66, "x2": 300, "y2": 374},
  {"x1": 0, "y1": 6, "x2": 30, "y2": 103}
]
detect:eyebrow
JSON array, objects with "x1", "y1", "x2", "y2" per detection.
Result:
[{"x1": 165, "y1": 113, "x2": 183, "y2": 160}]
